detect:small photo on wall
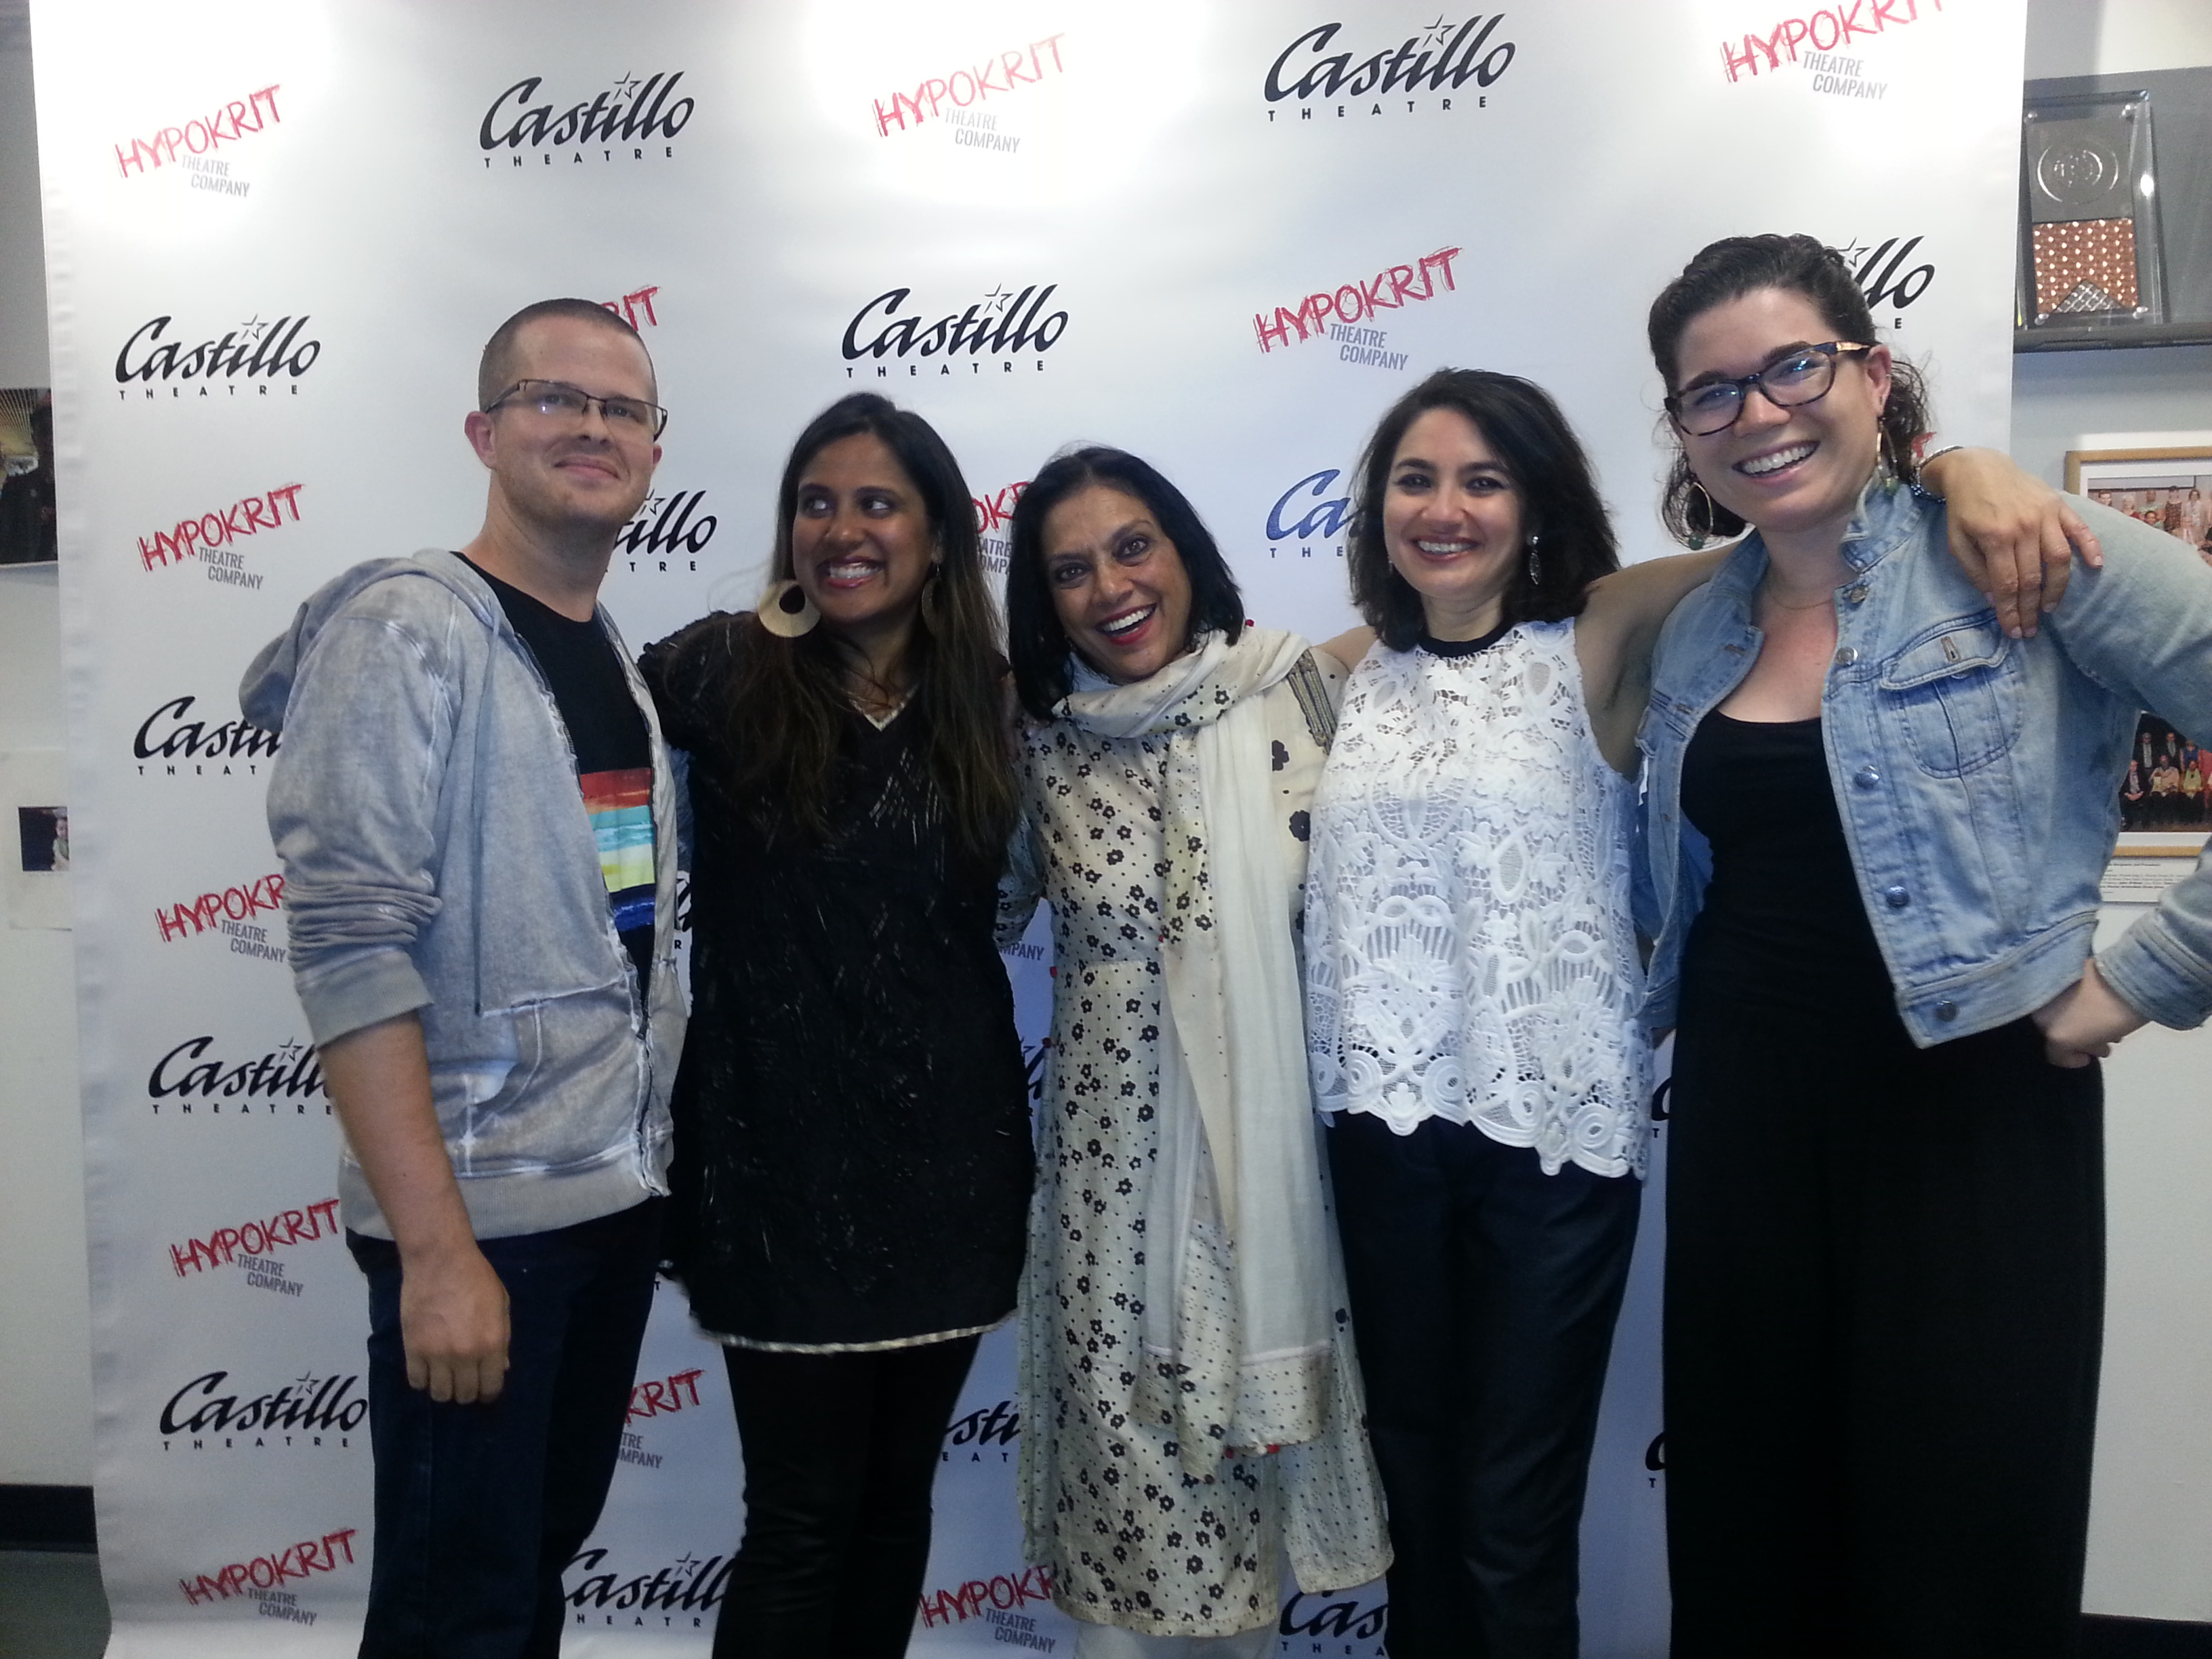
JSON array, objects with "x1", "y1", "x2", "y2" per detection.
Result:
[
  {"x1": 0, "y1": 389, "x2": 56, "y2": 567},
  {"x1": 2068, "y1": 445, "x2": 2212, "y2": 569},
  {"x1": 18, "y1": 805, "x2": 67, "y2": 872}
]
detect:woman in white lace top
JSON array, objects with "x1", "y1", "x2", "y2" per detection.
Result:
[{"x1": 1299, "y1": 370, "x2": 2083, "y2": 1658}]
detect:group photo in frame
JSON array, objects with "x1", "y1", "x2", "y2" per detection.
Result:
[{"x1": 2068, "y1": 444, "x2": 2212, "y2": 860}]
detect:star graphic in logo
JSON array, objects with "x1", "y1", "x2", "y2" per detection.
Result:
[
  {"x1": 1422, "y1": 15, "x2": 1458, "y2": 46},
  {"x1": 613, "y1": 73, "x2": 642, "y2": 98},
  {"x1": 294, "y1": 1372, "x2": 319, "y2": 1389},
  {"x1": 982, "y1": 286, "x2": 1012, "y2": 316},
  {"x1": 239, "y1": 315, "x2": 269, "y2": 343}
]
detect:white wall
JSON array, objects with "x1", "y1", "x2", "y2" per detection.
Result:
[
  {"x1": 0, "y1": 0, "x2": 91, "y2": 1491},
  {"x1": 2018, "y1": 0, "x2": 2212, "y2": 1625}
]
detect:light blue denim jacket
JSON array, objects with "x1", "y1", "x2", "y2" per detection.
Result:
[
  {"x1": 1638, "y1": 479, "x2": 2212, "y2": 1047},
  {"x1": 241, "y1": 551, "x2": 683, "y2": 1240}
]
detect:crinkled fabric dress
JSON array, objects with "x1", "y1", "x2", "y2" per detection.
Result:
[
  {"x1": 640, "y1": 613, "x2": 1033, "y2": 1349},
  {"x1": 999, "y1": 634, "x2": 1391, "y2": 1639}
]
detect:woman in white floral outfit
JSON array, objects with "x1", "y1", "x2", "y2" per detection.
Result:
[{"x1": 998, "y1": 446, "x2": 1390, "y2": 1657}]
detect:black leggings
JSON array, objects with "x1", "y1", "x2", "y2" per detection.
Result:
[
  {"x1": 712, "y1": 1334, "x2": 981, "y2": 1659},
  {"x1": 1664, "y1": 1002, "x2": 2104, "y2": 1659}
]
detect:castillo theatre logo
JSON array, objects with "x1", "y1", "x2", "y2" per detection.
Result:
[
  {"x1": 115, "y1": 312, "x2": 321, "y2": 402},
  {"x1": 145, "y1": 1032, "x2": 329, "y2": 1119},
  {"x1": 1840, "y1": 234, "x2": 1936, "y2": 325},
  {"x1": 159, "y1": 1367, "x2": 367, "y2": 1451},
  {"x1": 1265, "y1": 470, "x2": 1355, "y2": 561},
  {"x1": 480, "y1": 71, "x2": 694, "y2": 167},
  {"x1": 134, "y1": 694, "x2": 280, "y2": 777},
  {"x1": 942, "y1": 1397, "x2": 1020, "y2": 1465},
  {"x1": 1281, "y1": 1589, "x2": 1389, "y2": 1653},
  {"x1": 567, "y1": 1549, "x2": 730, "y2": 1632},
  {"x1": 1263, "y1": 16, "x2": 1515, "y2": 121},
  {"x1": 842, "y1": 283, "x2": 1068, "y2": 380},
  {"x1": 615, "y1": 489, "x2": 717, "y2": 575}
]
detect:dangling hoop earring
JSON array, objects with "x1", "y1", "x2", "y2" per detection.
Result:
[
  {"x1": 1686, "y1": 480, "x2": 1717, "y2": 551},
  {"x1": 918, "y1": 560, "x2": 946, "y2": 633},
  {"x1": 1525, "y1": 532, "x2": 1543, "y2": 587},
  {"x1": 756, "y1": 577, "x2": 819, "y2": 638}
]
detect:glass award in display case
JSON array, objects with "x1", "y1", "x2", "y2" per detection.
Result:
[{"x1": 2020, "y1": 90, "x2": 2166, "y2": 334}]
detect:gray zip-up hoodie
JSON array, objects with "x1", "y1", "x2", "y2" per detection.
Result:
[{"x1": 241, "y1": 550, "x2": 682, "y2": 1241}]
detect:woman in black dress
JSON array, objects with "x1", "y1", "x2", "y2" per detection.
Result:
[{"x1": 640, "y1": 394, "x2": 1031, "y2": 1659}]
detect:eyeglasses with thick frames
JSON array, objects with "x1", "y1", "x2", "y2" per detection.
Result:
[
  {"x1": 1666, "y1": 342, "x2": 1873, "y2": 436},
  {"x1": 484, "y1": 378, "x2": 668, "y2": 438}
]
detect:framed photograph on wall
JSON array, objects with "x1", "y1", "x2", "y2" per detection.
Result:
[
  {"x1": 0, "y1": 388, "x2": 56, "y2": 567},
  {"x1": 2071, "y1": 445, "x2": 2212, "y2": 889}
]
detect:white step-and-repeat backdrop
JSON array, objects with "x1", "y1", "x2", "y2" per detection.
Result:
[{"x1": 32, "y1": 2, "x2": 2024, "y2": 1653}]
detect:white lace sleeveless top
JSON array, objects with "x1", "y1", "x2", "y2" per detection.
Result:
[{"x1": 1303, "y1": 620, "x2": 1650, "y2": 1177}]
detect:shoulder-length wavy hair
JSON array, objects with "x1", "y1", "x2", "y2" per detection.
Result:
[
  {"x1": 1004, "y1": 447, "x2": 1248, "y2": 721},
  {"x1": 1347, "y1": 369, "x2": 1619, "y2": 652},
  {"x1": 1646, "y1": 232, "x2": 1932, "y2": 547},
  {"x1": 720, "y1": 392, "x2": 1017, "y2": 855}
]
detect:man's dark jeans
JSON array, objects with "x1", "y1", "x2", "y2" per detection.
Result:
[{"x1": 348, "y1": 1197, "x2": 663, "y2": 1659}]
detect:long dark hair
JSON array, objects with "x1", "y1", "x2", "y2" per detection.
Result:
[
  {"x1": 1646, "y1": 233, "x2": 1932, "y2": 546},
  {"x1": 1005, "y1": 447, "x2": 1248, "y2": 721},
  {"x1": 721, "y1": 393, "x2": 1017, "y2": 853},
  {"x1": 1347, "y1": 369, "x2": 1619, "y2": 652}
]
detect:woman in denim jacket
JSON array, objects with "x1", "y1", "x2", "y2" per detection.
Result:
[{"x1": 1638, "y1": 233, "x2": 2212, "y2": 1657}]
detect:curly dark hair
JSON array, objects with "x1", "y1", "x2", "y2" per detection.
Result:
[
  {"x1": 1347, "y1": 369, "x2": 1619, "y2": 652},
  {"x1": 1645, "y1": 233, "x2": 1932, "y2": 546},
  {"x1": 720, "y1": 393, "x2": 1017, "y2": 854},
  {"x1": 1005, "y1": 447, "x2": 1247, "y2": 721}
]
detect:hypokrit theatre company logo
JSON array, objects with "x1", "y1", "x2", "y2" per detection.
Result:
[
  {"x1": 842, "y1": 283, "x2": 1067, "y2": 378},
  {"x1": 871, "y1": 32, "x2": 1068, "y2": 149},
  {"x1": 1718, "y1": 0, "x2": 1945, "y2": 85},
  {"x1": 112, "y1": 82, "x2": 284, "y2": 199},
  {"x1": 114, "y1": 312, "x2": 320, "y2": 401},
  {"x1": 136, "y1": 483, "x2": 305, "y2": 590},
  {"x1": 1263, "y1": 15, "x2": 1515, "y2": 120},
  {"x1": 480, "y1": 72, "x2": 693, "y2": 167},
  {"x1": 133, "y1": 694, "x2": 280, "y2": 778}
]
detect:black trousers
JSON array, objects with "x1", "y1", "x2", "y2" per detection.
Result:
[
  {"x1": 712, "y1": 1333, "x2": 981, "y2": 1659},
  {"x1": 1329, "y1": 1113, "x2": 1643, "y2": 1659},
  {"x1": 349, "y1": 1198, "x2": 663, "y2": 1659},
  {"x1": 1664, "y1": 1002, "x2": 2104, "y2": 1659}
]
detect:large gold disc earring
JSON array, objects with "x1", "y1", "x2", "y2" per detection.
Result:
[{"x1": 756, "y1": 578, "x2": 819, "y2": 638}]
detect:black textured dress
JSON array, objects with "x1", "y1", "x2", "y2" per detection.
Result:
[{"x1": 639, "y1": 615, "x2": 1033, "y2": 1349}]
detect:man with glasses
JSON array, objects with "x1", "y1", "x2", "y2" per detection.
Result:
[{"x1": 242, "y1": 298, "x2": 684, "y2": 1658}]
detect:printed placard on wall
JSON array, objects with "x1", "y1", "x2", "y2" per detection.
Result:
[{"x1": 32, "y1": 1, "x2": 2027, "y2": 1653}]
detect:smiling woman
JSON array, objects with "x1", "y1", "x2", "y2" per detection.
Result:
[
  {"x1": 1637, "y1": 232, "x2": 2212, "y2": 1658},
  {"x1": 997, "y1": 447, "x2": 1390, "y2": 1656},
  {"x1": 636, "y1": 394, "x2": 1030, "y2": 1659}
]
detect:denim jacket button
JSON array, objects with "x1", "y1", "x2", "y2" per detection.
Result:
[
  {"x1": 1934, "y1": 1000, "x2": 1959, "y2": 1021},
  {"x1": 1833, "y1": 646, "x2": 1860, "y2": 668},
  {"x1": 1883, "y1": 884, "x2": 1910, "y2": 908},
  {"x1": 1855, "y1": 764, "x2": 1881, "y2": 788},
  {"x1": 1843, "y1": 583, "x2": 1870, "y2": 605}
]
